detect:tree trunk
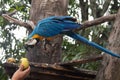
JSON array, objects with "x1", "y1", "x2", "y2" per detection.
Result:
[
  {"x1": 96, "y1": 9, "x2": 120, "y2": 80},
  {"x1": 79, "y1": 0, "x2": 88, "y2": 21},
  {"x1": 26, "y1": 0, "x2": 68, "y2": 63}
]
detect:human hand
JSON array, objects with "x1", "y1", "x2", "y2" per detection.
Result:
[{"x1": 12, "y1": 65, "x2": 30, "y2": 80}]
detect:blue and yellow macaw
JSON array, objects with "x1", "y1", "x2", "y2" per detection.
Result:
[{"x1": 25, "y1": 16, "x2": 120, "y2": 58}]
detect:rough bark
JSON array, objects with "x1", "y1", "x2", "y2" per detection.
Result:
[
  {"x1": 26, "y1": 0, "x2": 68, "y2": 63},
  {"x1": 76, "y1": 14, "x2": 116, "y2": 31},
  {"x1": 96, "y1": 9, "x2": 120, "y2": 80},
  {"x1": 3, "y1": 62, "x2": 96, "y2": 80},
  {"x1": 79, "y1": 0, "x2": 88, "y2": 21}
]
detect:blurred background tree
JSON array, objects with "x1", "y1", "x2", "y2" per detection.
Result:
[
  {"x1": 0, "y1": 0, "x2": 30, "y2": 79},
  {"x1": 0, "y1": 0, "x2": 119, "y2": 80}
]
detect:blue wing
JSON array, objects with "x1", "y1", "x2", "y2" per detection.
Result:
[
  {"x1": 65, "y1": 31, "x2": 120, "y2": 58},
  {"x1": 28, "y1": 16, "x2": 120, "y2": 58},
  {"x1": 28, "y1": 16, "x2": 81, "y2": 38}
]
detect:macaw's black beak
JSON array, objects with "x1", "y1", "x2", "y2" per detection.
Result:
[
  {"x1": 24, "y1": 44, "x2": 34, "y2": 50},
  {"x1": 24, "y1": 38, "x2": 39, "y2": 50}
]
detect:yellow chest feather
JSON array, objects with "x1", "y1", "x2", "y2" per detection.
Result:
[
  {"x1": 32, "y1": 34, "x2": 54, "y2": 41},
  {"x1": 32, "y1": 34, "x2": 44, "y2": 40}
]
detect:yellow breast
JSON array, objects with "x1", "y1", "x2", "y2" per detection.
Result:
[
  {"x1": 32, "y1": 34, "x2": 44, "y2": 40},
  {"x1": 32, "y1": 34, "x2": 54, "y2": 41}
]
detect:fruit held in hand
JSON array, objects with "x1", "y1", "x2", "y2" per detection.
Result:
[{"x1": 20, "y1": 58, "x2": 29, "y2": 69}]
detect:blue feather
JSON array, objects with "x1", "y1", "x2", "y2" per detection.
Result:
[
  {"x1": 28, "y1": 16, "x2": 81, "y2": 38},
  {"x1": 65, "y1": 31, "x2": 120, "y2": 58},
  {"x1": 28, "y1": 16, "x2": 120, "y2": 58}
]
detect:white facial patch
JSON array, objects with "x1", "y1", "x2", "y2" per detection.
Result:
[{"x1": 25, "y1": 38, "x2": 37, "y2": 45}]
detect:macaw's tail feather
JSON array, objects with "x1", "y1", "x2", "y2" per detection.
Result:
[{"x1": 66, "y1": 31, "x2": 120, "y2": 58}]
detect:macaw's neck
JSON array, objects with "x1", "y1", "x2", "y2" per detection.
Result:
[{"x1": 32, "y1": 34, "x2": 44, "y2": 40}]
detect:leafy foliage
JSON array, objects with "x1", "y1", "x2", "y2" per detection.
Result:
[
  {"x1": 0, "y1": 0, "x2": 30, "y2": 79},
  {"x1": 0, "y1": 0, "x2": 119, "y2": 79},
  {"x1": 68, "y1": 0, "x2": 80, "y2": 17},
  {"x1": 62, "y1": 0, "x2": 119, "y2": 70}
]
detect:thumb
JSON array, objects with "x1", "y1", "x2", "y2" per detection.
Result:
[{"x1": 18, "y1": 65, "x2": 24, "y2": 71}]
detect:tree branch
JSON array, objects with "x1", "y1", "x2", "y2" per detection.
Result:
[
  {"x1": 76, "y1": 14, "x2": 116, "y2": 31},
  {"x1": 2, "y1": 14, "x2": 34, "y2": 29},
  {"x1": 3, "y1": 62, "x2": 96, "y2": 80},
  {"x1": 7, "y1": 10, "x2": 18, "y2": 16},
  {"x1": 2, "y1": 14, "x2": 26, "y2": 27},
  {"x1": 59, "y1": 55, "x2": 103, "y2": 66},
  {"x1": 2, "y1": 11, "x2": 116, "y2": 31}
]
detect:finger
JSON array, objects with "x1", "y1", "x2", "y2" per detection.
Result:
[
  {"x1": 24, "y1": 66, "x2": 31, "y2": 74},
  {"x1": 18, "y1": 65, "x2": 24, "y2": 71}
]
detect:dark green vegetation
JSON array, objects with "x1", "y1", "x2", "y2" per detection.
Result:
[{"x1": 0, "y1": 0, "x2": 119, "y2": 79}]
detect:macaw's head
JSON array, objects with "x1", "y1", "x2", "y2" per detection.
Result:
[
  {"x1": 24, "y1": 38, "x2": 39, "y2": 50},
  {"x1": 24, "y1": 34, "x2": 43, "y2": 50}
]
